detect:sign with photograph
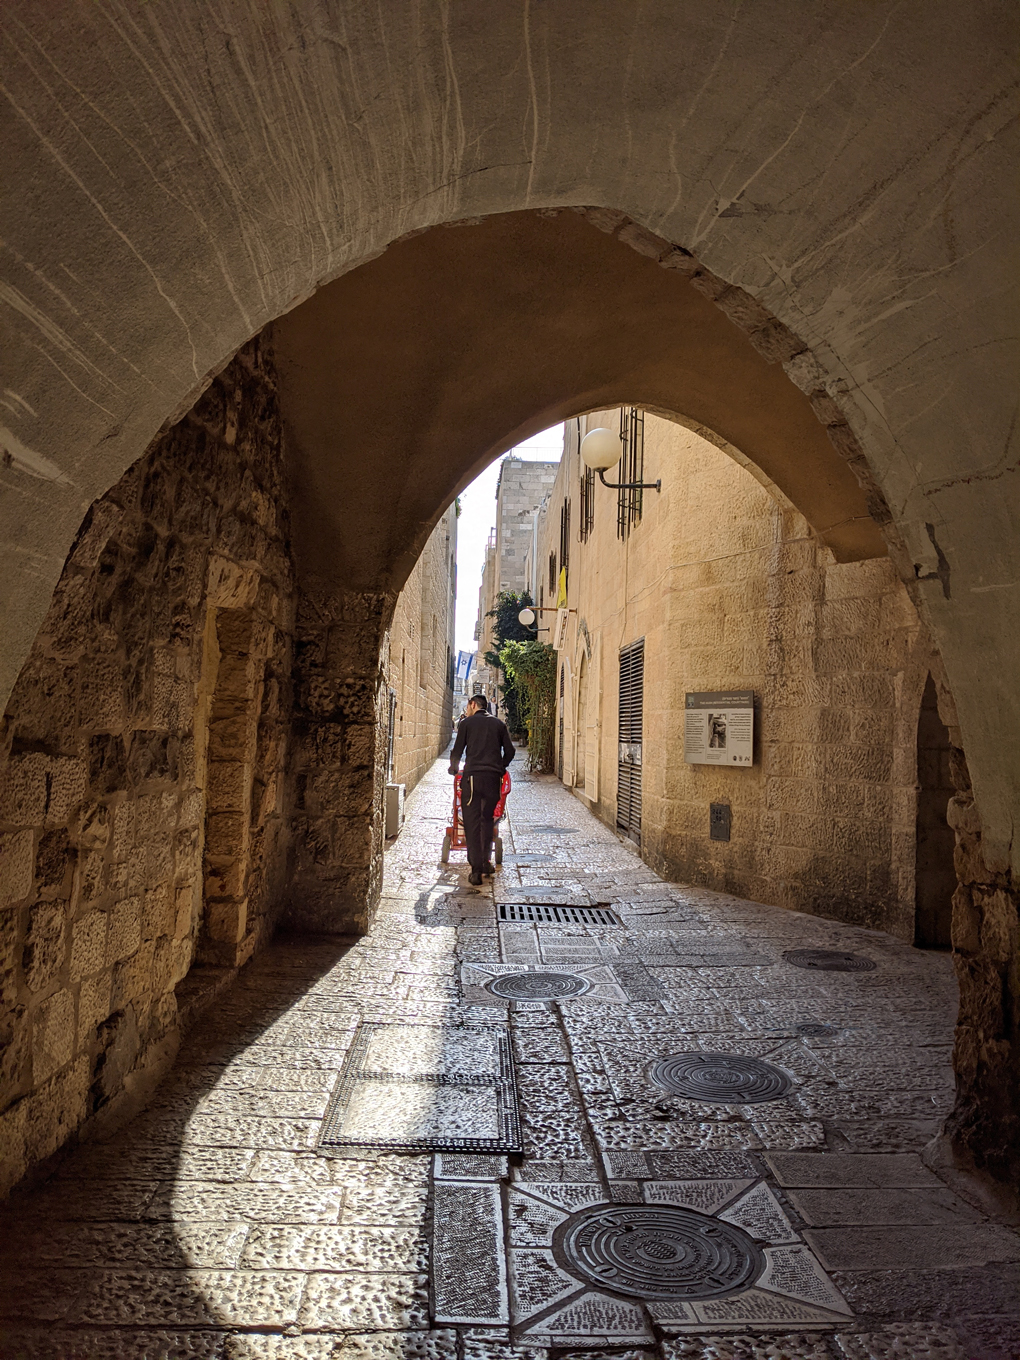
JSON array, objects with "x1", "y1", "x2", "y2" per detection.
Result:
[{"x1": 684, "y1": 690, "x2": 754, "y2": 766}]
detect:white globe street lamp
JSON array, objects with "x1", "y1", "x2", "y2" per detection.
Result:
[{"x1": 580, "y1": 426, "x2": 662, "y2": 493}]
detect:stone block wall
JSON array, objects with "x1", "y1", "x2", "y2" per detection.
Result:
[
  {"x1": 282, "y1": 584, "x2": 388, "y2": 937},
  {"x1": 495, "y1": 458, "x2": 558, "y2": 594},
  {"x1": 542, "y1": 410, "x2": 932, "y2": 941},
  {"x1": 385, "y1": 505, "x2": 457, "y2": 795},
  {"x1": 0, "y1": 338, "x2": 294, "y2": 1196}
]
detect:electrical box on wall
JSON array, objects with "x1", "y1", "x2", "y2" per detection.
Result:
[
  {"x1": 710, "y1": 802, "x2": 731, "y2": 841},
  {"x1": 385, "y1": 783, "x2": 405, "y2": 838}
]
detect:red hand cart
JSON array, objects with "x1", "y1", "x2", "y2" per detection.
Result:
[{"x1": 441, "y1": 770, "x2": 511, "y2": 864}]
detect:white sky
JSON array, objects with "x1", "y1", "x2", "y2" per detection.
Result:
[{"x1": 454, "y1": 424, "x2": 564, "y2": 655}]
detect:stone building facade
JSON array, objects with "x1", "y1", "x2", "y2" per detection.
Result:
[
  {"x1": 384, "y1": 506, "x2": 458, "y2": 793},
  {"x1": 536, "y1": 411, "x2": 952, "y2": 944},
  {"x1": 494, "y1": 458, "x2": 558, "y2": 594}
]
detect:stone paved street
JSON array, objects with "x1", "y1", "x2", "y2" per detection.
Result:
[{"x1": 1, "y1": 757, "x2": 1017, "y2": 1360}]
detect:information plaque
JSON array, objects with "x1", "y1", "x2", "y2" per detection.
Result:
[{"x1": 684, "y1": 690, "x2": 754, "y2": 766}]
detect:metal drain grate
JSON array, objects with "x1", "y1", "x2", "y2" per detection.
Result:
[
  {"x1": 783, "y1": 948, "x2": 876, "y2": 972},
  {"x1": 557, "y1": 1203, "x2": 762, "y2": 1299},
  {"x1": 498, "y1": 902, "x2": 620, "y2": 925},
  {"x1": 487, "y1": 971, "x2": 590, "y2": 1000},
  {"x1": 649, "y1": 1052, "x2": 792, "y2": 1103}
]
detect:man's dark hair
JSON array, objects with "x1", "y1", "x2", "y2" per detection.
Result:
[{"x1": 470, "y1": 694, "x2": 490, "y2": 712}]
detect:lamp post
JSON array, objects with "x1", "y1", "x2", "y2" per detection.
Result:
[{"x1": 580, "y1": 427, "x2": 661, "y2": 492}]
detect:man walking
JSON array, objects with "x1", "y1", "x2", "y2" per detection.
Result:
[{"x1": 449, "y1": 694, "x2": 515, "y2": 885}]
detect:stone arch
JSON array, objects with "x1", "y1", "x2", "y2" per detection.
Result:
[
  {"x1": 1, "y1": 1, "x2": 1016, "y2": 1201},
  {"x1": 1, "y1": 3, "x2": 1015, "y2": 879}
]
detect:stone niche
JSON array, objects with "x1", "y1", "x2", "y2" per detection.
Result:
[{"x1": 0, "y1": 337, "x2": 295, "y2": 1196}]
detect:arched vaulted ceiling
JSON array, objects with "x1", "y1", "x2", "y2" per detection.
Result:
[
  {"x1": 273, "y1": 209, "x2": 885, "y2": 596},
  {"x1": 0, "y1": 0, "x2": 1016, "y2": 863}
]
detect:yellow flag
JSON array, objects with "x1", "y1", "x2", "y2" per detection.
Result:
[{"x1": 556, "y1": 566, "x2": 567, "y2": 609}]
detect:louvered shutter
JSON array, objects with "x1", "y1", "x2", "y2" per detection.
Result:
[{"x1": 617, "y1": 639, "x2": 644, "y2": 843}]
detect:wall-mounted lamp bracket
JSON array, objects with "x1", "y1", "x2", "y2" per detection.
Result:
[{"x1": 596, "y1": 470, "x2": 661, "y2": 493}]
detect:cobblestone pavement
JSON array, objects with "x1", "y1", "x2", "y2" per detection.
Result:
[{"x1": 1, "y1": 758, "x2": 1017, "y2": 1360}]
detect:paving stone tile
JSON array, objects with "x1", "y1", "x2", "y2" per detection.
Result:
[
  {"x1": 832, "y1": 1322, "x2": 969, "y2": 1358},
  {"x1": 0, "y1": 1221, "x2": 249, "y2": 1269},
  {"x1": 223, "y1": 1336, "x2": 346, "y2": 1360},
  {"x1": 336, "y1": 1162, "x2": 431, "y2": 1226},
  {"x1": 0, "y1": 1267, "x2": 85, "y2": 1322},
  {"x1": 764, "y1": 1152, "x2": 938, "y2": 1187},
  {"x1": 829, "y1": 1260, "x2": 1020, "y2": 1324},
  {"x1": 240, "y1": 1224, "x2": 427, "y2": 1271},
  {"x1": 245, "y1": 1150, "x2": 344, "y2": 1185},
  {"x1": 833, "y1": 1118, "x2": 942, "y2": 1152},
  {"x1": 805, "y1": 1224, "x2": 1020, "y2": 1271},
  {"x1": 151, "y1": 1182, "x2": 344, "y2": 1223},
  {"x1": 181, "y1": 1115, "x2": 320, "y2": 1150},
  {"x1": 71, "y1": 1268, "x2": 305, "y2": 1326},
  {"x1": 662, "y1": 1336, "x2": 834, "y2": 1359},
  {"x1": 0, "y1": 1327, "x2": 228, "y2": 1359},
  {"x1": 196, "y1": 1088, "x2": 332, "y2": 1120},
  {"x1": 787, "y1": 1186, "x2": 985, "y2": 1226},
  {"x1": 298, "y1": 1271, "x2": 429, "y2": 1329}
]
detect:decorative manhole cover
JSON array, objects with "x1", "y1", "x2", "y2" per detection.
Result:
[
  {"x1": 486, "y1": 971, "x2": 590, "y2": 1000},
  {"x1": 795, "y1": 1022, "x2": 837, "y2": 1037},
  {"x1": 649, "y1": 1052, "x2": 792, "y2": 1103},
  {"x1": 783, "y1": 948, "x2": 876, "y2": 972},
  {"x1": 556, "y1": 1203, "x2": 762, "y2": 1299}
]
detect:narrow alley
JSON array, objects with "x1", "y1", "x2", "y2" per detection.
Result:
[{"x1": 1, "y1": 757, "x2": 1015, "y2": 1360}]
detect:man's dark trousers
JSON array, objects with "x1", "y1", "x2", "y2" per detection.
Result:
[{"x1": 461, "y1": 772, "x2": 502, "y2": 872}]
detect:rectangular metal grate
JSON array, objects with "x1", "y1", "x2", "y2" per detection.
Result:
[
  {"x1": 318, "y1": 1022, "x2": 522, "y2": 1155},
  {"x1": 498, "y1": 901, "x2": 620, "y2": 925}
]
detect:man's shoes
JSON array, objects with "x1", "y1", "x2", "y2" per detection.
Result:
[
  {"x1": 468, "y1": 870, "x2": 483, "y2": 886},
  {"x1": 482, "y1": 862, "x2": 496, "y2": 876}
]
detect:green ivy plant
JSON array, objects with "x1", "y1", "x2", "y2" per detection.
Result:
[
  {"x1": 484, "y1": 589, "x2": 534, "y2": 738},
  {"x1": 499, "y1": 638, "x2": 557, "y2": 772}
]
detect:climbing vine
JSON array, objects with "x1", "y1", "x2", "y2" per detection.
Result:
[
  {"x1": 485, "y1": 589, "x2": 534, "y2": 737},
  {"x1": 499, "y1": 639, "x2": 557, "y2": 772}
]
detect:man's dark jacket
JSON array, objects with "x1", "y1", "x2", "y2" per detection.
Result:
[{"x1": 449, "y1": 711, "x2": 515, "y2": 775}]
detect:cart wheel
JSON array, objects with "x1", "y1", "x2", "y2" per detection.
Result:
[
  {"x1": 441, "y1": 834, "x2": 451, "y2": 864},
  {"x1": 494, "y1": 837, "x2": 503, "y2": 865}
]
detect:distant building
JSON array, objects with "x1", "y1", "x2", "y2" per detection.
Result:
[{"x1": 472, "y1": 454, "x2": 559, "y2": 716}]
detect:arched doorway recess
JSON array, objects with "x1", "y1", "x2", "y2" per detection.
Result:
[{"x1": 915, "y1": 674, "x2": 957, "y2": 949}]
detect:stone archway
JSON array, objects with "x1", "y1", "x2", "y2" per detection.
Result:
[
  {"x1": 1, "y1": 0, "x2": 1016, "y2": 1202},
  {"x1": 1, "y1": 2, "x2": 1016, "y2": 885}
]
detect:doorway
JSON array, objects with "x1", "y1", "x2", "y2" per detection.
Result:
[
  {"x1": 915, "y1": 673, "x2": 956, "y2": 949},
  {"x1": 575, "y1": 656, "x2": 588, "y2": 787}
]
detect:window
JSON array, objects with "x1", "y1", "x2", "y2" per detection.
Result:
[
  {"x1": 559, "y1": 498, "x2": 571, "y2": 580},
  {"x1": 617, "y1": 407, "x2": 645, "y2": 540},
  {"x1": 578, "y1": 418, "x2": 595, "y2": 542},
  {"x1": 548, "y1": 551, "x2": 558, "y2": 596}
]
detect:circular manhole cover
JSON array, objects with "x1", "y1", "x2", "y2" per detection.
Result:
[
  {"x1": 649, "y1": 1052, "x2": 792, "y2": 1103},
  {"x1": 783, "y1": 948, "x2": 876, "y2": 972},
  {"x1": 486, "y1": 971, "x2": 590, "y2": 1000},
  {"x1": 556, "y1": 1203, "x2": 762, "y2": 1299},
  {"x1": 795, "y1": 1022, "x2": 837, "y2": 1037}
]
